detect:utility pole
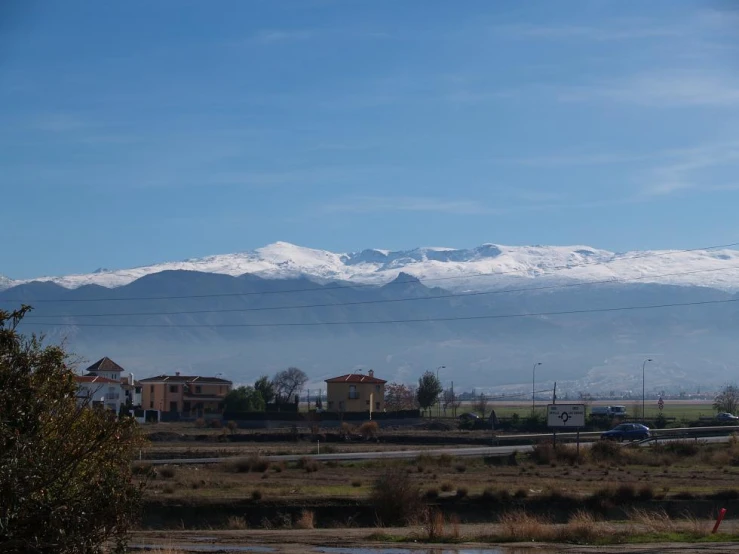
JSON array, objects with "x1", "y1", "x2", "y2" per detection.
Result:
[{"x1": 532, "y1": 362, "x2": 542, "y2": 417}]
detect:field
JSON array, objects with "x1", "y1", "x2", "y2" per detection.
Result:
[
  {"x1": 135, "y1": 418, "x2": 739, "y2": 547},
  {"x1": 462, "y1": 400, "x2": 718, "y2": 420}
]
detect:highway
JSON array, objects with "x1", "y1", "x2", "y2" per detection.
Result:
[{"x1": 147, "y1": 426, "x2": 735, "y2": 465}]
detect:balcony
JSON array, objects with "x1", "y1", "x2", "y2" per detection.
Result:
[
  {"x1": 348, "y1": 392, "x2": 360, "y2": 400},
  {"x1": 105, "y1": 393, "x2": 120, "y2": 400}
]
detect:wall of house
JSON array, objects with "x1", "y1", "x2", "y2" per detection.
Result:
[
  {"x1": 76, "y1": 381, "x2": 124, "y2": 412},
  {"x1": 326, "y1": 382, "x2": 385, "y2": 413},
  {"x1": 141, "y1": 381, "x2": 231, "y2": 413}
]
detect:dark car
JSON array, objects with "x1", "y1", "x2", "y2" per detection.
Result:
[
  {"x1": 600, "y1": 423, "x2": 650, "y2": 442},
  {"x1": 716, "y1": 412, "x2": 739, "y2": 422},
  {"x1": 459, "y1": 412, "x2": 480, "y2": 422}
]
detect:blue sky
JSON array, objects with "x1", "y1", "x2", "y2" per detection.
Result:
[{"x1": 2, "y1": 0, "x2": 739, "y2": 279}]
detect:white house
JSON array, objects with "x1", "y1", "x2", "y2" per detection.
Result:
[
  {"x1": 74, "y1": 375, "x2": 124, "y2": 412},
  {"x1": 82, "y1": 356, "x2": 142, "y2": 409}
]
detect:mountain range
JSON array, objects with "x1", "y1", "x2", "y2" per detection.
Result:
[{"x1": 3, "y1": 242, "x2": 739, "y2": 395}]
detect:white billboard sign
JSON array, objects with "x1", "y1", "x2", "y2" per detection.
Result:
[{"x1": 547, "y1": 404, "x2": 585, "y2": 428}]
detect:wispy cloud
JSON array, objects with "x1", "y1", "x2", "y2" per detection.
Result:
[
  {"x1": 642, "y1": 142, "x2": 739, "y2": 196},
  {"x1": 251, "y1": 29, "x2": 317, "y2": 44},
  {"x1": 322, "y1": 196, "x2": 500, "y2": 215},
  {"x1": 490, "y1": 152, "x2": 654, "y2": 168},
  {"x1": 559, "y1": 71, "x2": 739, "y2": 107},
  {"x1": 494, "y1": 22, "x2": 681, "y2": 41}
]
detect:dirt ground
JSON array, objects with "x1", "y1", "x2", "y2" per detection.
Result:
[{"x1": 130, "y1": 526, "x2": 739, "y2": 553}]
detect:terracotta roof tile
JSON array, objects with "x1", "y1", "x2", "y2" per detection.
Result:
[
  {"x1": 325, "y1": 373, "x2": 386, "y2": 384},
  {"x1": 86, "y1": 357, "x2": 125, "y2": 373},
  {"x1": 74, "y1": 375, "x2": 120, "y2": 384}
]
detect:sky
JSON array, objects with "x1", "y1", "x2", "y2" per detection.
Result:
[{"x1": 2, "y1": 0, "x2": 739, "y2": 279}]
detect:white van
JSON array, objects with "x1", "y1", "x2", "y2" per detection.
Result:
[{"x1": 590, "y1": 406, "x2": 627, "y2": 417}]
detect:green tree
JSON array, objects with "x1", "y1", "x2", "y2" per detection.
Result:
[
  {"x1": 254, "y1": 375, "x2": 276, "y2": 404},
  {"x1": 416, "y1": 371, "x2": 443, "y2": 414},
  {"x1": 714, "y1": 384, "x2": 739, "y2": 414},
  {"x1": 0, "y1": 307, "x2": 143, "y2": 553},
  {"x1": 223, "y1": 386, "x2": 266, "y2": 412}
]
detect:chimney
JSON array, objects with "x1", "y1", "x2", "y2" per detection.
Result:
[
  {"x1": 368, "y1": 369, "x2": 374, "y2": 378},
  {"x1": 175, "y1": 371, "x2": 180, "y2": 377}
]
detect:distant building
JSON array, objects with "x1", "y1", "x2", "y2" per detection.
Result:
[
  {"x1": 74, "y1": 356, "x2": 140, "y2": 412},
  {"x1": 325, "y1": 370, "x2": 386, "y2": 413},
  {"x1": 74, "y1": 375, "x2": 124, "y2": 412},
  {"x1": 139, "y1": 372, "x2": 232, "y2": 417}
]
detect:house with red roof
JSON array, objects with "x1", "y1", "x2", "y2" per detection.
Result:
[
  {"x1": 74, "y1": 374, "x2": 124, "y2": 412},
  {"x1": 325, "y1": 369, "x2": 386, "y2": 413}
]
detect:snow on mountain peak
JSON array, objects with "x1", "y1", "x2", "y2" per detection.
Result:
[{"x1": 2, "y1": 242, "x2": 739, "y2": 293}]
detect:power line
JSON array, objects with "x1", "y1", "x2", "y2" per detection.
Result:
[
  {"x1": 4, "y1": 240, "x2": 739, "y2": 304},
  {"x1": 24, "y1": 265, "x2": 739, "y2": 319},
  {"x1": 22, "y1": 296, "x2": 739, "y2": 328}
]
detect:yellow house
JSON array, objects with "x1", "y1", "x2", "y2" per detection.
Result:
[{"x1": 325, "y1": 370, "x2": 386, "y2": 413}]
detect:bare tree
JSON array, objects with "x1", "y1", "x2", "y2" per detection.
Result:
[
  {"x1": 714, "y1": 384, "x2": 739, "y2": 414},
  {"x1": 273, "y1": 367, "x2": 308, "y2": 403},
  {"x1": 473, "y1": 393, "x2": 488, "y2": 417},
  {"x1": 384, "y1": 382, "x2": 418, "y2": 411},
  {"x1": 442, "y1": 387, "x2": 461, "y2": 417}
]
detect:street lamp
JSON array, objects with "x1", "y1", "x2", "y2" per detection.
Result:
[
  {"x1": 642, "y1": 358, "x2": 653, "y2": 421},
  {"x1": 532, "y1": 362, "x2": 542, "y2": 417},
  {"x1": 436, "y1": 365, "x2": 446, "y2": 417}
]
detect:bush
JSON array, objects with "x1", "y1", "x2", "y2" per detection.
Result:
[
  {"x1": 297, "y1": 457, "x2": 319, "y2": 473},
  {"x1": 0, "y1": 308, "x2": 144, "y2": 554},
  {"x1": 195, "y1": 418, "x2": 206, "y2": 428},
  {"x1": 456, "y1": 487, "x2": 468, "y2": 498},
  {"x1": 425, "y1": 488, "x2": 439, "y2": 499},
  {"x1": 359, "y1": 421, "x2": 379, "y2": 439},
  {"x1": 370, "y1": 468, "x2": 422, "y2": 525},
  {"x1": 454, "y1": 463, "x2": 467, "y2": 473},
  {"x1": 158, "y1": 466, "x2": 176, "y2": 479},
  {"x1": 224, "y1": 455, "x2": 270, "y2": 473},
  {"x1": 440, "y1": 482, "x2": 454, "y2": 492},
  {"x1": 637, "y1": 485, "x2": 655, "y2": 501},
  {"x1": 251, "y1": 489, "x2": 263, "y2": 501},
  {"x1": 226, "y1": 420, "x2": 239, "y2": 433},
  {"x1": 209, "y1": 419, "x2": 223, "y2": 429},
  {"x1": 589, "y1": 440, "x2": 624, "y2": 463},
  {"x1": 351, "y1": 480, "x2": 362, "y2": 488}
]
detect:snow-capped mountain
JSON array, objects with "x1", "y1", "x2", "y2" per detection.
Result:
[{"x1": 3, "y1": 241, "x2": 739, "y2": 292}]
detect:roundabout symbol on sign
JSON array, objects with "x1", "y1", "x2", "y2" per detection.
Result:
[{"x1": 559, "y1": 412, "x2": 570, "y2": 424}]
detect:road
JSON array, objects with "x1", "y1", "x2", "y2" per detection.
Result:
[{"x1": 147, "y1": 426, "x2": 735, "y2": 465}]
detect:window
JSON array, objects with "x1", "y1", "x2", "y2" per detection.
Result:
[
  {"x1": 195, "y1": 385, "x2": 202, "y2": 394},
  {"x1": 149, "y1": 401, "x2": 153, "y2": 408},
  {"x1": 348, "y1": 385, "x2": 359, "y2": 400},
  {"x1": 375, "y1": 402, "x2": 381, "y2": 410},
  {"x1": 150, "y1": 385, "x2": 154, "y2": 393},
  {"x1": 366, "y1": 400, "x2": 370, "y2": 405},
  {"x1": 169, "y1": 385, "x2": 178, "y2": 393},
  {"x1": 375, "y1": 385, "x2": 381, "y2": 392},
  {"x1": 328, "y1": 401, "x2": 334, "y2": 408}
]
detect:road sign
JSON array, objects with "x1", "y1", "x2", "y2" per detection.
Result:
[
  {"x1": 658, "y1": 397, "x2": 664, "y2": 412},
  {"x1": 547, "y1": 404, "x2": 585, "y2": 428}
]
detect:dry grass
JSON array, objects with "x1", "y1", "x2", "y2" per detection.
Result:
[
  {"x1": 295, "y1": 509, "x2": 315, "y2": 529},
  {"x1": 225, "y1": 515, "x2": 248, "y2": 529},
  {"x1": 370, "y1": 467, "x2": 422, "y2": 526},
  {"x1": 627, "y1": 507, "x2": 709, "y2": 537},
  {"x1": 418, "y1": 508, "x2": 461, "y2": 541}
]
